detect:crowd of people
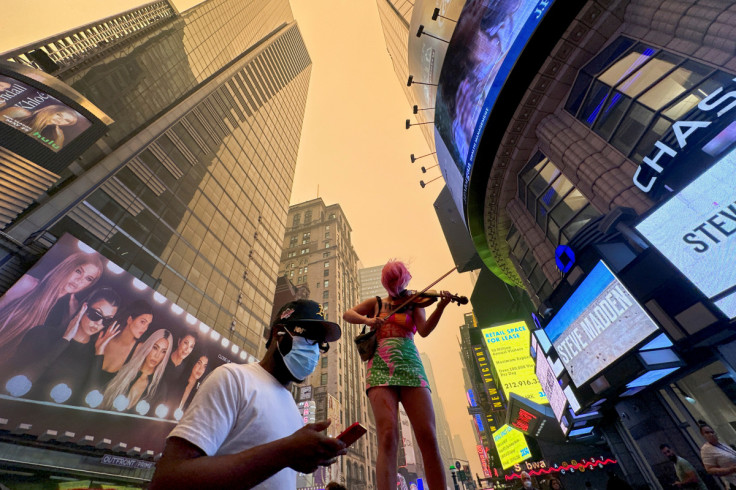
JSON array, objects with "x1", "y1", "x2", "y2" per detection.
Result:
[{"x1": 0, "y1": 250, "x2": 211, "y2": 419}]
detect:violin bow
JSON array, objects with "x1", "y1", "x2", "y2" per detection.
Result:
[{"x1": 384, "y1": 266, "x2": 457, "y2": 318}]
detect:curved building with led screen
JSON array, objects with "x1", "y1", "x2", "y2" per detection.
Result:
[{"x1": 435, "y1": 0, "x2": 736, "y2": 488}]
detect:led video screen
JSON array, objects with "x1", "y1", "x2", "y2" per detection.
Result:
[
  {"x1": 0, "y1": 234, "x2": 249, "y2": 454},
  {"x1": 492, "y1": 424, "x2": 531, "y2": 470},
  {"x1": 435, "y1": 0, "x2": 557, "y2": 213},
  {"x1": 0, "y1": 74, "x2": 91, "y2": 152},
  {"x1": 544, "y1": 261, "x2": 659, "y2": 387},
  {"x1": 535, "y1": 344, "x2": 567, "y2": 421},
  {"x1": 482, "y1": 321, "x2": 547, "y2": 405},
  {"x1": 636, "y1": 148, "x2": 736, "y2": 318}
]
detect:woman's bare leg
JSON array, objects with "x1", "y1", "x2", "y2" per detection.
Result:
[
  {"x1": 400, "y1": 386, "x2": 446, "y2": 489},
  {"x1": 368, "y1": 387, "x2": 400, "y2": 490}
]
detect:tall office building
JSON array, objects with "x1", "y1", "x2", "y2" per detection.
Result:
[
  {"x1": 375, "y1": 0, "x2": 438, "y2": 152},
  {"x1": 420, "y1": 352, "x2": 457, "y2": 490},
  {"x1": 278, "y1": 198, "x2": 374, "y2": 489},
  {"x1": 1, "y1": 0, "x2": 310, "y2": 360},
  {"x1": 358, "y1": 264, "x2": 384, "y2": 301}
]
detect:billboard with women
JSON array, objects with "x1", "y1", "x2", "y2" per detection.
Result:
[
  {"x1": 434, "y1": 0, "x2": 557, "y2": 216},
  {"x1": 0, "y1": 74, "x2": 91, "y2": 152},
  {"x1": 0, "y1": 234, "x2": 252, "y2": 455}
]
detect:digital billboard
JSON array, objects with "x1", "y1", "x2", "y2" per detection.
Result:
[
  {"x1": 0, "y1": 74, "x2": 91, "y2": 152},
  {"x1": 535, "y1": 344, "x2": 567, "y2": 421},
  {"x1": 482, "y1": 321, "x2": 547, "y2": 405},
  {"x1": 0, "y1": 234, "x2": 251, "y2": 454},
  {"x1": 492, "y1": 424, "x2": 531, "y2": 470},
  {"x1": 434, "y1": 0, "x2": 557, "y2": 213},
  {"x1": 636, "y1": 148, "x2": 736, "y2": 318},
  {"x1": 544, "y1": 261, "x2": 660, "y2": 387}
]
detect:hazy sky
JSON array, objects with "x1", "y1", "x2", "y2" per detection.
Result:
[
  {"x1": 1, "y1": 0, "x2": 482, "y2": 476},
  {"x1": 289, "y1": 0, "x2": 481, "y2": 476}
]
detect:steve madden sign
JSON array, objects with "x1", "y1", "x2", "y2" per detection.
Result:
[{"x1": 634, "y1": 77, "x2": 736, "y2": 195}]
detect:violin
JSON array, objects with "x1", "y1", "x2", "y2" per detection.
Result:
[
  {"x1": 383, "y1": 266, "x2": 468, "y2": 318},
  {"x1": 395, "y1": 289, "x2": 469, "y2": 308}
]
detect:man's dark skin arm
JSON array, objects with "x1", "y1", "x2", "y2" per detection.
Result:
[{"x1": 150, "y1": 420, "x2": 346, "y2": 490}]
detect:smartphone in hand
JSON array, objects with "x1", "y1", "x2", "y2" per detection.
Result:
[{"x1": 337, "y1": 422, "x2": 367, "y2": 447}]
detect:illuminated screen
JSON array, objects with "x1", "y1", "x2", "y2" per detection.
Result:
[
  {"x1": 568, "y1": 426, "x2": 594, "y2": 437},
  {"x1": 0, "y1": 74, "x2": 91, "y2": 152},
  {"x1": 625, "y1": 367, "x2": 680, "y2": 389},
  {"x1": 544, "y1": 261, "x2": 659, "y2": 387},
  {"x1": 492, "y1": 424, "x2": 531, "y2": 470},
  {"x1": 535, "y1": 345, "x2": 567, "y2": 421},
  {"x1": 0, "y1": 234, "x2": 249, "y2": 454},
  {"x1": 435, "y1": 0, "x2": 557, "y2": 215},
  {"x1": 482, "y1": 321, "x2": 547, "y2": 405},
  {"x1": 636, "y1": 148, "x2": 736, "y2": 318}
]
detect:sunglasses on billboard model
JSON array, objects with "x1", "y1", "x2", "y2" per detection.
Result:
[{"x1": 85, "y1": 308, "x2": 116, "y2": 327}]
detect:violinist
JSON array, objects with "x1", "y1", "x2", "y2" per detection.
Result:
[{"x1": 343, "y1": 260, "x2": 454, "y2": 490}]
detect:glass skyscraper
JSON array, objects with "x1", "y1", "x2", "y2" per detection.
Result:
[{"x1": 2, "y1": 0, "x2": 311, "y2": 359}]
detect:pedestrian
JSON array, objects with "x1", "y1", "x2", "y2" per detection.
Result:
[
  {"x1": 548, "y1": 477, "x2": 564, "y2": 490},
  {"x1": 699, "y1": 423, "x2": 736, "y2": 488},
  {"x1": 520, "y1": 471, "x2": 539, "y2": 490},
  {"x1": 660, "y1": 443, "x2": 707, "y2": 489},
  {"x1": 343, "y1": 260, "x2": 453, "y2": 490},
  {"x1": 150, "y1": 299, "x2": 347, "y2": 489}
]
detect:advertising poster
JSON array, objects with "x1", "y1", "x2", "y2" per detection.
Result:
[
  {"x1": 482, "y1": 321, "x2": 547, "y2": 405},
  {"x1": 0, "y1": 74, "x2": 91, "y2": 152},
  {"x1": 535, "y1": 344, "x2": 567, "y2": 421},
  {"x1": 544, "y1": 261, "x2": 659, "y2": 387},
  {"x1": 636, "y1": 148, "x2": 736, "y2": 318},
  {"x1": 434, "y1": 0, "x2": 556, "y2": 210},
  {"x1": 492, "y1": 424, "x2": 531, "y2": 470},
  {"x1": 0, "y1": 234, "x2": 250, "y2": 454}
]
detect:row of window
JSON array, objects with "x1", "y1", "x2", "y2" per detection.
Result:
[{"x1": 567, "y1": 36, "x2": 734, "y2": 167}]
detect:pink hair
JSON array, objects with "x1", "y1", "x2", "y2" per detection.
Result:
[{"x1": 381, "y1": 260, "x2": 412, "y2": 297}]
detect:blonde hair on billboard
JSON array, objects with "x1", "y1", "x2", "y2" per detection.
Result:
[
  {"x1": 0, "y1": 252, "x2": 104, "y2": 353},
  {"x1": 21, "y1": 104, "x2": 78, "y2": 148},
  {"x1": 101, "y1": 329, "x2": 173, "y2": 411}
]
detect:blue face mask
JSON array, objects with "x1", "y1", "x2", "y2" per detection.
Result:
[{"x1": 278, "y1": 329, "x2": 320, "y2": 381}]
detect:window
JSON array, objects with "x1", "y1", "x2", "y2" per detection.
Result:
[
  {"x1": 324, "y1": 269, "x2": 329, "y2": 277},
  {"x1": 300, "y1": 248, "x2": 309, "y2": 254},
  {"x1": 323, "y1": 251, "x2": 330, "y2": 258},
  {"x1": 324, "y1": 261, "x2": 329, "y2": 268},
  {"x1": 304, "y1": 210, "x2": 312, "y2": 223},
  {"x1": 292, "y1": 214, "x2": 300, "y2": 226},
  {"x1": 325, "y1": 241, "x2": 330, "y2": 249},
  {"x1": 320, "y1": 373, "x2": 327, "y2": 386},
  {"x1": 325, "y1": 231, "x2": 330, "y2": 239},
  {"x1": 324, "y1": 280, "x2": 329, "y2": 287},
  {"x1": 323, "y1": 290, "x2": 329, "y2": 299},
  {"x1": 566, "y1": 37, "x2": 720, "y2": 163},
  {"x1": 302, "y1": 232, "x2": 310, "y2": 244},
  {"x1": 289, "y1": 236, "x2": 297, "y2": 247},
  {"x1": 329, "y1": 213, "x2": 335, "y2": 219},
  {"x1": 287, "y1": 251, "x2": 296, "y2": 258},
  {"x1": 321, "y1": 357, "x2": 328, "y2": 368}
]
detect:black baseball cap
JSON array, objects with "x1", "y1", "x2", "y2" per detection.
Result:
[{"x1": 275, "y1": 299, "x2": 341, "y2": 342}]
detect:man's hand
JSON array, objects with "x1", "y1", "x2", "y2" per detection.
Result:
[{"x1": 285, "y1": 420, "x2": 347, "y2": 474}]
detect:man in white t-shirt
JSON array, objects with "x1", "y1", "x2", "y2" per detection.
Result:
[{"x1": 150, "y1": 300, "x2": 347, "y2": 489}]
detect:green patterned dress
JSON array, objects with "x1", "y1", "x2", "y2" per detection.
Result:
[{"x1": 365, "y1": 304, "x2": 430, "y2": 392}]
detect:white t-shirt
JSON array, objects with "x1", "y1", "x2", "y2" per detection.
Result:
[
  {"x1": 168, "y1": 362, "x2": 303, "y2": 489},
  {"x1": 701, "y1": 441, "x2": 736, "y2": 485}
]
